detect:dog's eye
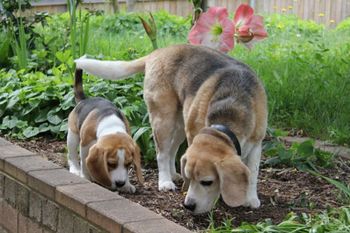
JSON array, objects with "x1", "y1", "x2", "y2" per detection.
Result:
[
  {"x1": 200, "y1": 180, "x2": 213, "y2": 186},
  {"x1": 125, "y1": 162, "x2": 132, "y2": 167},
  {"x1": 107, "y1": 161, "x2": 117, "y2": 167}
]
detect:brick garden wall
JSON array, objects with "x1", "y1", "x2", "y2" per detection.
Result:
[{"x1": 0, "y1": 138, "x2": 192, "y2": 233}]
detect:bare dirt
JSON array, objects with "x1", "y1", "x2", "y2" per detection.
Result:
[{"x1": 5, "y1": 136, "x2": 350, "y2": 232}]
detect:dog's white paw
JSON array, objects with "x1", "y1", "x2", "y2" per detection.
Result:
[
  {"x1": 244, "y1": 197, "x2": 261, "y2": 208},
  {"x1": 171, "y1": 173, "x2": 183, "y2": 182},
  {"x1": 69, "y1": 166, "x2": 81, "y2": 176},
  {"x1": 159, "y1": 181, "x2": 176, "y2": 191},
  {"x1": 119, "y1": 184, "x2": 136, "y2": 193}
]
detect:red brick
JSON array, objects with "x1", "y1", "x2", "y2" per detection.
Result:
[
  {"x1": 27, "y1": 169, "x2": 89, "y2": 199},
  {"x1": 27, "y1": 219, "x2": 44, "y2": 233},
  {"x1": 87, "y1": 199, "x2": 163, "y2": 233},
  {"x1": 56, "y1": 182, "x2": 121, "y2": 217},
  {"x1": 123, "y1": 218, "x2": 193, "y2": 233},
  {"x1": 18, "y1": 214, "x2": 44, "y2": 233},
  {"x1": 0, "y1": 201, "x2": 18, "y2": 233},
  {"x1": 0, "y1": 138, "x2": 11, "y2": 146},
  {"x1": 0, "y1": 145, "x2": 35, "y2": 170},
  {"x1": 4, "y1": 156, "x2": 60, "y2": 183}
]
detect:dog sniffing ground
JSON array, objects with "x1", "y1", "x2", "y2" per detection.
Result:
[{"x1": 6, "y1": 136, "x2": 350, "y2": 232}]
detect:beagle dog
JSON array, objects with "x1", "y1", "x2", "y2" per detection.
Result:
[
  {"x1": 67, "y1": 69, "x2": 144, "y2": 193},
  {"x1": 75, "y1": 44, "x2": 267, "y2": 214}
]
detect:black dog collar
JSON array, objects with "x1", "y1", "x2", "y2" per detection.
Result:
[{"x1": 210, "y1": 124, "x2": 242, "y2": 156}]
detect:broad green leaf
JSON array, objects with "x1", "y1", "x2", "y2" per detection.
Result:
[
  {"x1": 23, "y1": 127, "x2": 40, "y2": 138},
  {"x1": 47, "y1": 110, "x2": 62, "y2": 125}
]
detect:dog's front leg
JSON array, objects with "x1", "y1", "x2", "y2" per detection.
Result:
[
  {"x1": 243, "y1": 142, "x2": 262, "y2": 208},
  {"x1": 67, "y1": 129, "x2": 81, "y2": 176},
  {"x1": 80, "y1": 141, "x2": 95, "y2": 181}
]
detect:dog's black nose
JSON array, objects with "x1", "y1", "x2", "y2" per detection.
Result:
[
  {"x1": 115, "y1": 181, "x2": 125, "y2": 187},
  {"x1": 183, "y1": 202, "x2": 196, "y2": 211}
]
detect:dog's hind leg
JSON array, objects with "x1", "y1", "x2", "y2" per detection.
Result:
[
  {"x1": 243, "y1": 142, "x2": 262, "y2": 208},
  {"x1": 169, "y1": 115, "x2": 186, "y2": 182},
  {"x1": 67, "y1": 129, "x2": 81, "y2": 176},
  {"x1": 145, "y1": 88, "x2": 182, "y2": 191}
]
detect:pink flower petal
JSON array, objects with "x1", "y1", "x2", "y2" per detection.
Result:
[
  {"x1": 233, "y1": 4, "x2": 254, "y2": 27},
  {"x1": 189, "y1": 6, "x2": 235, "y2": 53},
  {"x1": 220, "y1": 18, "x2": 235, "y2": 52},
  {"x1": 249, "y1": 15, "x2": 268, "y2": 39}
]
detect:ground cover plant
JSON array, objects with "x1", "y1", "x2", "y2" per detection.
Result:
[{"x1": 1, "y1": 2, "x2": 350, "y2": 232}]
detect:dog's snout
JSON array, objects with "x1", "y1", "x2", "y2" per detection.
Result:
[
  {"x1": 183, "y1": 201, "x2": 196, "y2": 211},
  {"x1": 115, "y1": 181, "x2": 126, "y2": 187}
]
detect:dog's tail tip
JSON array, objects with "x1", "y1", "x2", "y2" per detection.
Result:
[{"x1": 74, "y1": 68, "x2": 86, "y2": 104}]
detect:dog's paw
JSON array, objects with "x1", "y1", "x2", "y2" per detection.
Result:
[
  {"x1": 171, "y1": 173, "x2": 183, "y2": 182},
  {"x1": 120, "y1": 184, "x2": 136, "y2": 193},
  {"x1": 244, "y1": 197, "x2": 261, "y2": 208},
  {"x1": 159, "y1": 181, "x2": 176, "y2": 191},
  {"x1": 69, "y1": 167, "x2": 81, "y2": 176}
]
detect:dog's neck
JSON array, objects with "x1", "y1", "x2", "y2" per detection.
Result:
[
  {"x1": 96, "y1": 114, "x2": 127, "y2": 138},
  {"x1": 209, "y1": 124, "x2": 241, "y2": 156}
]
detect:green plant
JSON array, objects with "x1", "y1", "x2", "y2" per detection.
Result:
[
  {"x1": 209, "y1": 207, "x2": 350, "y2": 233},
  {"x1": 0, "y1": 29, "x2": 11, "y2": 67},
  {"x1": 139, "y1": 13, "x2": 158, "y2": 50},
  {"x1": 308, "y1": 170, "x2": 350, "y2": 201},
  {"x1": 10, "y1": 18, "x2": 28, "y2": 69},
  {"x1": 263, "y1": 130, "x2": 334, "y2": 171}
]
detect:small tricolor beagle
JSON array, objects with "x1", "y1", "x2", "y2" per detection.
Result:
[
  {"x1": 67, "y1": 69, "x2": 144, "y2": 193},
  {"x1": 75, "y1": 44, "x2": 268, "y2": 213}
]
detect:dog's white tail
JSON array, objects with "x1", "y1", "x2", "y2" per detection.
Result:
[{"x1": 74, "y1": 55, "x2": 147, "y2": 80}]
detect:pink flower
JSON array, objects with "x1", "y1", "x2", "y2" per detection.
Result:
[
  {"x1": 233, "y1": 4, "x2": 268, "y2": 48},
  {"x1": 188, "y1": 7, "x2": 235, "y2": 53}
]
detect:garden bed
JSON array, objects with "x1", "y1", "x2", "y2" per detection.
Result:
[{"x1": 6, "y1": 136, "x2": 350, "y2": 232}]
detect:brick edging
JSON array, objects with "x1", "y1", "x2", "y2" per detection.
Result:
[{"x1": 0, "y1": 137, "x2": 192, "y2": 233}]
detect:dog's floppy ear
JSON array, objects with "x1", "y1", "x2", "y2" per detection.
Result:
[
  {"x1": 180, "y1": 154, "x2": 190, "y2": 191},
  {"x1": 86, "y1": 145, "x2": 111, "y2": 187},
  {"x1": 215, "y1": 156, "x2": 250, "y2": 207},
  {"x1": 132, "y1": 143, "x2": 144, "y2": 184}
]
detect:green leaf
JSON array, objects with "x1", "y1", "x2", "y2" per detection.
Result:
[
  {"x1": 2, "y1": 116, "x2": 18, "y2": 129},
  {"x1": 23, "y1": 127, "x2": 40, "y2": 138},
  {"x1": 34, "y1": 109, "x2": 50, "y2": 123},
  {"x1": 278, "y1": 148, "x2": 293, "y2": 162},
  {"x1": 296, "y1": 140, "x2": 315, "y2": 157},
  {"x1": 39, "y1": 123, "x2": 50, "y2": 133},
  {"x1": 47, "y1": 110, "x2": 62, "y2": 125},
  {"x1": 55, "y1": 50, "x2": 72, "y2": 63}
]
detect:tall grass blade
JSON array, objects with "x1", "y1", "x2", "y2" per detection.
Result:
[{"x1": 307, "y1": 169, "x2": 350, "y2": 199}]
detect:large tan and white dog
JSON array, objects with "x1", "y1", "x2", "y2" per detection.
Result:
[
  {"x1": 67, "y1": 69, "x2": 143, "y2": 193},
  {"x1": 75, "y1": 44, "x2": 267, "y2": 214}
]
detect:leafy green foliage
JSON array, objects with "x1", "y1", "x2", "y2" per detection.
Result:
[
  {"x1": 263, "y1": 129, "x2": 334, "y2": 171},
  {"x1": 209, "y1": 207, "x2": 350, "y2": 233},
  {"x1": 0, "y1": 30, "x2": 11, "y2": 67},
  {"x1": 264, "y1": 139, "x2": 334, "y2": 171},
  {"x1": 0, "y1": 69, "x2": 73, "y2": 139}
]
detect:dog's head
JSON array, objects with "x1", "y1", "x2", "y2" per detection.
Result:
[
  {"x1": 86, "y1": 133, "x2": 143, "y2": 190},
  {"x1": 181, "y1": 127, "x2": 250, "y2": 214}
]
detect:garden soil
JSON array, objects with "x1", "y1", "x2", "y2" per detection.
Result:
[{"x1": 6, "y1": 136, "x2": 350, "y2": 232}]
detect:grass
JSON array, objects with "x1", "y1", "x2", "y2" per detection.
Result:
[
  {"x1": 208, "y1": 207, "x2": 350, "y2": 233},
  {"x1": 230, "y1": 15, "x2": 350, "y2": 145}
]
